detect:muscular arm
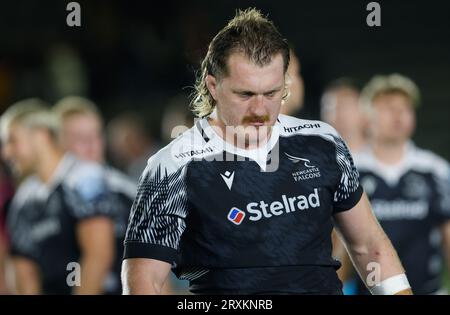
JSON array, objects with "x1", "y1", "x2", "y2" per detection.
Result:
[
  {"x1": 12, "y1": 257, "x2": 41, "y2": 294},
  {"x1": 122, "y1": 258, "x2": 172, "y2": 295},
  {"x1": 331, "y1": 229, "x2": 354, "y2": 283},
  {"x1": 334, "y1": 192, "x2": 412, "y2": 295},
  {"x1": 75, "y1": 216, "x2": 115, "y2": 295}
]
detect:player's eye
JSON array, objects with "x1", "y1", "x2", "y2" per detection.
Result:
[
  {"x1": 238, "y1": 92, "x2": 253, "y2": 99},
  {"x1": 264, "y1": 91, "x2": 276, "y2": 98}
]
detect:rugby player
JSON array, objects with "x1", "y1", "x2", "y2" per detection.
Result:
[
  {"x1": 122, "y1": 9, "x2": 412, "y2": 295},
  {"x1": 1, "y1": 99, "x2": 115, "y2": 294},
  {"x1": 54, "y1": 97, "x2": 138, "y2": 294},
  {"x1": 352, "y1": 74, "x2": 450, "y2": 294}
]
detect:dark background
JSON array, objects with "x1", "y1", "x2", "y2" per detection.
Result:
[{"x1": 0, "y1": 0, "x2": 449, "y2": 159}]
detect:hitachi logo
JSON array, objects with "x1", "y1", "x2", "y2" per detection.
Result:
[
  {"x1": 246, "y1": 188, "x2": 321, "y2": 221},
  {"x1": 283, "y1": 123, "x2": 321, "y2": 133},
  {"x1": 174, "y1": 147, "x2": 214, "y2": 159}
]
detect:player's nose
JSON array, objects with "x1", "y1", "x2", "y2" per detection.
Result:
[{"x1": 248, "y1": 95, "x2": 266, "y2": 116}]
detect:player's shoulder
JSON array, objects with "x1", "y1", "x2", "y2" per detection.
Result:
[
  {"x1": 60, "y1": 154, "x2": 108, "y2": 201},
  {"x1": 410, "y1": 144, "x2": 449, "y2": 179},
  {"x1": 16, "y1": 175, "x2": 42, "y2": 195},
  {"x1": 63, "y1": 154, "x2": 105, "y2": 186},
  {"x1": 144, "y1": 121, "x2": 219, "y2": 175},
  {"x1": 104, "y1": 166, "x2": 137, "y2": 198},
  {"x1": 278, "y1": 114, "x2": 339, "y2": 139}
]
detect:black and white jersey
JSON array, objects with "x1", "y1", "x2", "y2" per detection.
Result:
[
  {"x1": 7, "y1": 154, "x2": 116, "y2": 294},
  {"x1": 124, "y1": 114, "x2": 363, "y2": 294},
  {"x1": 353, "y1": 143, "x2": 450, "y2": 295},
  {"x1": 102, "y1": 166, "x2": 136, "y2": 294}
]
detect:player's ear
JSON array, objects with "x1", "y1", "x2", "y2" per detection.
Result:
[{"x1": 206, "y1": 74, "x2": 218, "y2": 101}]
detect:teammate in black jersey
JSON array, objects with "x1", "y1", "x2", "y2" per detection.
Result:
[
  {"x1": 351, "y1": 74, "x2": 450, "y2": 294},
  {"x1": 0, "y1": 99, "x2": 115, "y2": 294},
  {"x1": 54, "y1": 97, "x2": 138, "y2": 294},
  {"x1": 122, "y1": 9, "x2": 411, "y2": 295}
]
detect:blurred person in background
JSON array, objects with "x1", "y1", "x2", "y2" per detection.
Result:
[
  {"x1": 0, "y1": 99, "x2": 115, "y2": 294},
  {"x1": 321, "y1": 78, "x2": 367, "y2": 153},
  {"x1": 0, "y1": 160, "x2": 14, "y2": 294},
  {"x1": 54, "y1": 96, "x2": 158, "y2": 294},
  {"x1": 320, "y1": 78, "x2": 367, "y2": 293},
  {"x1": 106, "y1": 112, "x2": 158, "y2": 182},
  {"x1": 280, "y1": 49, "x2": 304, "y2": 116},
  {"x1": 161, "y1": 94, "x2": 194, "y2": 144},
  {"x1": 350, "y1": 74, "x2": 450, "y2": 294}
]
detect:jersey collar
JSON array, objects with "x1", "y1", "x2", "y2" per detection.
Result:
[{"x1": 198, "y1": 117, "x2": 280, "y2": 171}]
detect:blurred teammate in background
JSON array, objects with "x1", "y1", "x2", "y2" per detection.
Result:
[
  {"x1": 0, "y1": 160, "x2": 14, "y2": 294},
  {"x1": 54, "y1": 96, "x2": 146, "y2": 294},
  {"x1": 320, "y1": 78, "x2": 367, "y2": 293},
  {"x1": 106, "y1": 113, "x2": 158, "y2": 182},
  {"x1": 0, "y1": 99, "x2": 115, "y2": 294},
  {"x1": 280, "y1": 49, "x2": 304, "y2": 116},
  {"x1": 352, "y1": 74, "x2": 450, "y2": 294},
  {"x1": 321, "y1": 78, "x2": 367, "y2": 153}
]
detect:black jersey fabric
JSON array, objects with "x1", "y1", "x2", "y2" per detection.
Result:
[
  {"x1": 7, "y1": 154, "x2": 131, "y2": 294},
  {"x1": 353, "y1": 143, "x2": 450, "y2": 295},
  {"x1": 124, "y1": 114, "x2": 363, "y2": 294}
]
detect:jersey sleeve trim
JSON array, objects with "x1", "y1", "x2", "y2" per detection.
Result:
[
  {"x1": 333, "y1": 184, "x2": 364, "y2": 213},
  {"x1": 123, "y1": 242, "x2": 177, "y2": 265}
]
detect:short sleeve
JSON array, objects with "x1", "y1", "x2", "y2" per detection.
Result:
[
  {"x1": 7, "y1": 201, "x2": 40, "y2": 261},
  {"x1": 6, "y1": 178, "x2": 41, "y2": 261},
  {"x1": 331, "y1": 135, "x2": 363, "y2": 213},
  {"x1": 123, "y1": 158, "x2": 189, "y2": 265},
  {"x1": 430, "y1": 165, "x2": 450, "y2": 223}
]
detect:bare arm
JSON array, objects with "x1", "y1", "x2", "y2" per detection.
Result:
[
  {"x1": 122, "y1": 258, "x2": 172, "y2": 295},
  {"x1": 75, "y1": 217, "x2": 115, "y2": 295},
  {"x1": 441, "y1": 221, "x2": 450, "y2": 279},
  {"x1": 334, "y1": 192, "x2": 412, "y2": 295},
  {"x1": 331, "y1": 229, "x2": 354, "y2": 283},
  {"x1": 0, "y1": 234, "x2": 9, "y2": 294},
  {"x1": 12, "y1": 257, "x2": 41, "y2": 294}
]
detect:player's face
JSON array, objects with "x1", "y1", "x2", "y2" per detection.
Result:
[
  {"x1": 2, "y1": 123, "x2": 37, "y2": 176},
  {"x1": 322, "y1": 88, "x2": 364, "y2": 136},
  {"x1": 62, "y1": 113, "x2": 104, "y2": 162},
  {"x1": 370, "y1": 93, "x2": 416, "y2": 143},
  {"x1": 207, "y1": 52, "x2": 285, "y2": 148}
]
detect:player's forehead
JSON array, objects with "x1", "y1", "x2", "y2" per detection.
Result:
[
  {"x1": 223, "y1": 52, "x2": 285, "y2": 91},
  {"x1": 372, "y1": 92, "x2": 413, "y2": 108},
  {"x1": 64, "y1": 112, "x2": 102, "y2": 131}
]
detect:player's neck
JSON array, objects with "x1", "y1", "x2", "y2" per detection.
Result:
[
  {"x1": 36, "y1": 147, "x2": 65, "y2": 184},
  {"x1": 371, "y1": 140, "x2": 408, "y2": 165}
]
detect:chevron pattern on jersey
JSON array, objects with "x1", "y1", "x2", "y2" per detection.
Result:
[
  {"x1": 125, "y1": 164, "x2": 188, "y2": 249},
  {"x1": 330, "y1": 134, "x2": 360, "y2": 202}
]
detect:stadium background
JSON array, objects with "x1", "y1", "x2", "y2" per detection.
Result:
[{"x1": 0, "y1": 0, "x2": 449, "y2": 293}]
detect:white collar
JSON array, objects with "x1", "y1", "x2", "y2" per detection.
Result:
[
  {"x1": 364, "y1": 141, "x2": 416, "y2": 186},
  {"x1": 199, "y1": 117, "x2": 280, "y2": 171}
]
